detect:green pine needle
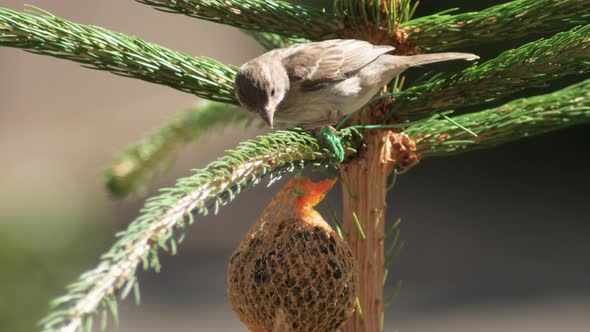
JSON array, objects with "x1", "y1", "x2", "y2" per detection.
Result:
[
  {"x1": 385, "y1": 218, "x2": 402, "y2": 239},
  {"x1": 385, "y1": 229, "x2": 401, "y2": 258},
  {"x1": 405, "y1": 0, "x2": 590, "y2": 51},
  {"x1": 385, "y1": 280, "x2": 402, "y2": 308},
  {"x1": 355, "y1": 297, "x2": 364, "y2": 321},
  {"x1": 0, "y1": 6, "x2": 237, "y2": 103},
  {"x1": 323, "y1": 201, "x2": 344, "y2": 239},
  {"x1": 243, "y1": 30, "x2": 309, "y2": 51},
  {"x1": 105, "y1": 102, "x2": 259, "y2": 197},
  {"x1": 441, "y1": 113, "x2": 478, "y2": 137},
  {"x1": 39, "y1": 129, "x2": 333, "y2": 331},
  {"x1": 137, "y1": 0, "x2": 341, "y2": 40},
  {"x1": 352, "y1": 211, "x2": 366, "y2": 240},
  {"x1": 405, "y1": 78, "x2": 590, "y2": 157},
  {"x1": 393, "y1": 24, "x2": 590, "y2": 120},
  {"x1": 334, "y1": 0, "x2": 418, "y2": 35},
  {"x1": 385, "y1": 240, "x2": 405, "y2": 268}
]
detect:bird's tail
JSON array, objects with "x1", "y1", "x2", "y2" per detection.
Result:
[{"x1": 395, "y1": 52, "x2": 479, "y2": 67}]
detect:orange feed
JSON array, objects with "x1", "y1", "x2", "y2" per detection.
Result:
[
  {"x1": 293, "y1": 177, "x2": 337, "y2": 213},
  {"x1": 227, "y1": 176, "x2": 359, "y2": 332}
]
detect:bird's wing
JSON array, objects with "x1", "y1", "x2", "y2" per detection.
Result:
[{"x1": 279, "y1": 39, "x2": 394, "y2": 91}]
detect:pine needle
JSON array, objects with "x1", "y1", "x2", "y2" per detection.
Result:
[
  {"x1": 406, "y1": 78, "x2": 590, "y2": 157},
  {"x1": 352, "y1": 211, "x2": 366, "y2": 240}
]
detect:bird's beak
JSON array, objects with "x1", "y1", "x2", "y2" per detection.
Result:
[{"x1": 259, "y1": 107, "x2": 274, "y2": 128}]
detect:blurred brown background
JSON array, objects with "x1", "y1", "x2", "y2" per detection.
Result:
[{"x1": 1, "y1": 1, "x2": 589, "y2": 331}]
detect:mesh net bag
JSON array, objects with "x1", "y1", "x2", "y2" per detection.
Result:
[{"x1": 228, "y1": 177, "x2": 359, "y2": 332}]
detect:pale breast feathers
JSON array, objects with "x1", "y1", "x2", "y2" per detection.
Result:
[{"x1": 278, "y1": 39, "x2": 394, "y2": 91}]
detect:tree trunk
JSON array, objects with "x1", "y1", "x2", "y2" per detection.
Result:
[{"x1": 340, "y1": 127, "x2": 395, "y2": 332}]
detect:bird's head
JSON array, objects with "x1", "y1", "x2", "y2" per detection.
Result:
[{"x1": 234, "y1": 56, "x2": 289, "y2": 128}]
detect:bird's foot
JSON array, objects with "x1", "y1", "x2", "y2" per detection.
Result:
[{"x1": 315, "y1": 126, "x2": 344, "y2": 163}]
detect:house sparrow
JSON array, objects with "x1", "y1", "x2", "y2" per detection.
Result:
[{"x1": 234, "y1": 39, "x2": 478, "y2": 129}]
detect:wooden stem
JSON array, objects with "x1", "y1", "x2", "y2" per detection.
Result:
[{"x1": 340, "y1": 128, "x2": 396, "y2": 332}]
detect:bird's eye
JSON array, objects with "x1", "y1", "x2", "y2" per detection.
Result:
[{"x1": 271, "y1": 88, "x2": 276, "y2": 97}]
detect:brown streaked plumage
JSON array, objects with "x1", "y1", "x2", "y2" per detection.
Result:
[{"x1": 234, "y1": 39, "x2": 479, "y2": 128}]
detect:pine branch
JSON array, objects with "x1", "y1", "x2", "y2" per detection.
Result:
[
  {"x1": 40, "y1": 129, "x2": 335, "y2": 332},
  {"x1": 404, "y1": 0, "x2": 590, "y2": 51},
  {"x1": 136, "y1": 0, "x2": 342, "y2": 40},
  {"x1": 404, "y1": 78, "x2": 590, "y2": 157},
  {"x1": 0, "y1": 6, "x2": 237, "y2": 103},
  {"x1": 391, "y1": 24, "x2": 590, "y2": 121},
  {"x1": 105, "y1": 102, "x2": 260, "y2": 198},
  {"x1": 334, "y1": 0, "x2": 419, "y2": 36},
  {"x1": 243, "y1": 30, "x2": 308, "y2": 51}
]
